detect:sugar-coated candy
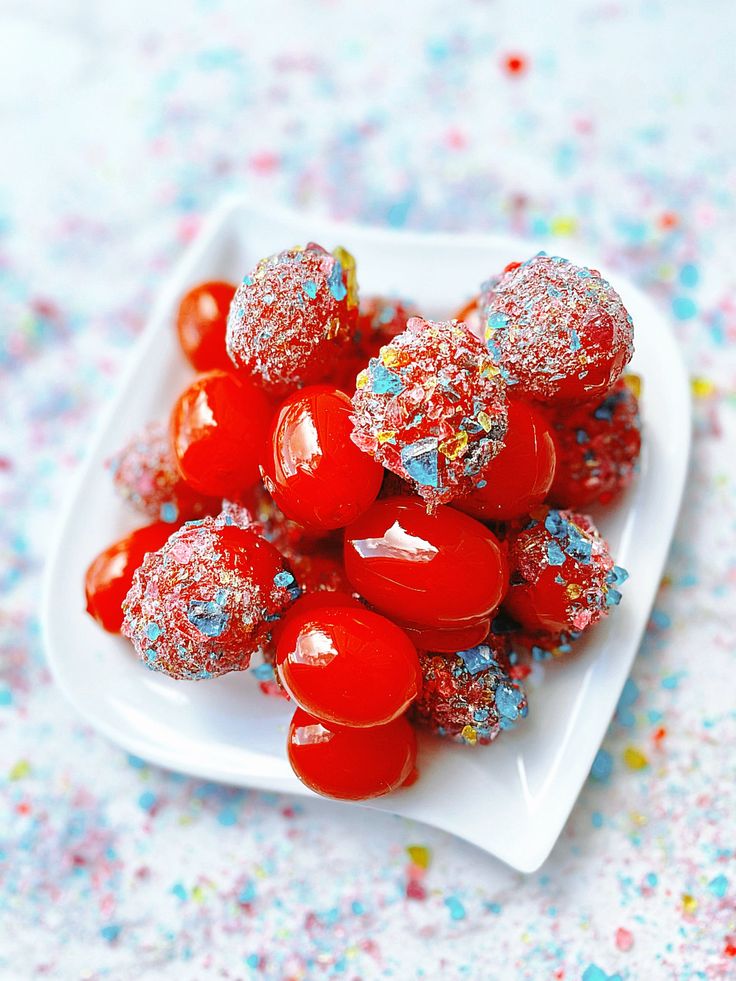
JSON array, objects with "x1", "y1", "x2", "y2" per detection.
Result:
[
  {"x1": 170, "y1": 370, "x2": 273, "y2": 498},
  {"x1": 549, "y1": 376, "x2": 642, "y2": 507},
  {"x1": 351, "y1": 317, "x2": 508, "y2": 507},
  {"x1": 176, "y1": 280, "x2": 236, "y2": 372},
  {"x1": 276, "y1": 605, "x2": 421, "y2": 727},
  {"x1": 287, "y1": 707, "x2": 418, "y2": 800},
  {"x1": 503, "y1": 508, "x2": 628, "y2": 634},
  {"x1": 226, "y1": 243, "x2": 358, "y2": 392},
  {"x1": 412, "y1": 634, "x2": 528, "y2": 746},
  {"x1": 122, "y1": 516, "x2": 299, "y2": 680},
  {"x1": 453, "y1": 400, "x2": 557, "y2": 521},
  {"x1": 344, "y1": 497, "x2": 508, "y2": 630},
  {"x1": 511, "y1": 625, "x2": 583, "y2": 662},
  {"x1": 85, "y1": 522, "x2": 175, "y2": 634},
  {"x1": 109, "y1": 422, "x2": 219, "y2": 523},
  {"x1": 261, "y1": 385, "x2": 383, "y2": 531},
  {"x1": 480, "y1": 254, "x2": 634, "y2": 403}
]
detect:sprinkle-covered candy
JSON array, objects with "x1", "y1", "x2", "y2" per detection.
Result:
[
  {"x1": 109, "y1": 422, "x2": 219, "y2": 523},
  {"x1": 226, "y1": 243, "x2": 358, "y2": 392},
  {"x1": 122, "y1": 515, "x2": 299, "y2": 680},
  {"x1": 503, "y1": 508, "x2": 628, "y2": 634},
  {"x1": 480, "y1": 254, "x2": 634, "y2": 403},
  {"x1": 351, "y1": 317, "x2": 508, "y2": 507},
  {"x1": 549, "y1": 376, "x2": 642, "y2": 507},
  {"x1": 412, "y1": 632, "x2": 528, "y2": 746}
]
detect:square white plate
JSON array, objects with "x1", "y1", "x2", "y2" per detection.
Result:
[{"x1": 42, "y1": 195, "x2": 691, "y2": 872}]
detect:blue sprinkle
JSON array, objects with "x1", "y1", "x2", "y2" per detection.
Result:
[
  {"x1": 708, "y1": 874, "x2": 728, "y2": 898},
  {"x1": 457, "y1": 644, "x2": 497, "y2": 675},
  {"x1": 0, "y1": 689, "x2": 12, "y2": 707},
  {"x1": 583, "y1": 966, "x2": 618, "y2": 981},
  {"x1": 242, "y1": 275, "x2": 253, "y2": 286},
  {"x1": 486, "y1": 901, "x2": 502, "y2": 914},
  {"x1": 239, "y1": 881, "x2": 257, "y2": 903},
  {"x1": 160, "y1": 502, "x2": 178, "y2": 523},
  {"x1": 370, "y1": 362, "x2": 404, "y2": 395},
  {"x1": 100, "y1": 924, "x2": 121, "y2": 943},
  {"x1": 303, "y1": 279, "x2": 318, "y2": 299},
  {"x1": 570, "y1": 329, "x2": 581, "y2": 351},
  {"x1": 401, "y1": 439, "x2": 439, "y2": 488},
  {"x1": 252, "y1": 663, "x2": 274, "y2": 681},
  {"x1": 351, "y1": 900, "x2": 365, "y2": 915},
  {"x1": 487, "y1": 311, "x2": 509, "y2": 331},
  {"x1": 547, "y1": 540, "x2": 566, "y2": 566},
  {"x1": 650, "y1": 609, "x2": 671, "y2": 630},
  {"x1": 274, "y1": 570, "x2": 295, "y2": 588},
  {"x1": 187, "y1": 600, "x2": 229, "y2": 637},
  {"x1": 679, "y1": 263, "x2": 699, "y2": 288},
  {"x1": 590, "y1": 748, "x2": 613, "y2": 782},
  {"x1": 146, "y1": 622, "x2": 161, "y2": 641},
  {"x1": 672, "y1": 296, "x2": 697, "y2": 320},
  {"x1": 327, "y1": 261, "x2": 347, "y2": 301},
  {"x1": 138, "y1": 791, "x2": 157, "y2": 812},
  {"x1": 646, "y1": 872, "x2": 658, "y2": 887},
  {"x1": 245, "y1": 954, "x2": 259, "y2": 969},
  {"x1": 171, "y1": 882, "x2": 188, "y2": 901},
  {"x1": 496, "y1": 682, "x2": 525, "y2": 723},
  {"x1": 592, "y1": 811, "x2": 604, "y2": 828},
  {"x1": 444, "y1": 896, "x2": 466, "y2": 921},
  {"x1": 217, "y1": 806, "x2": 238, "y2": 827}
]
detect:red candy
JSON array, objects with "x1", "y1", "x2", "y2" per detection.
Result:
[
  {"x1": 480, "y1": 254, "x2": 634, "y2": 403},
  {"x1": 176, "y1": 280, "x2": 236, "y2": 372},
  {"x1": 344, "y1": 497, "x2": 508, "y2": 630},
  {"x1": 276, "y1": 605, "x2": 421, "y2": 727},
  {"x1": 261, "y1": 385, "x2": 383, "y2": 531},
  {"x1": 454, "y1": 400, "x2": 557, "y2": 521},
  {"x1": 287, "y1": 707, "x2": 417, "y2": 800},
  {"x1": 85, "y1": 522, "x2": 174, "y2": 633},
  {"x1": 503, "y1": 508, "x2": 627, "y2": 634},
  {"x1": 351, "y1": 317, "x2": 508, "y2": 507},
  {"x1": 412, "y1": 633, "x2": 528, "y2": 745},
  {"x1": 226, "y1": 243, "x2": 358, "y2": 393},
  {"x1": 109, "y1": 422, "x2": 219, "y2": 523},
  {"x1": 355, "y1": 295, "x2": 419, "y2": 361},
  {"x1": 170, "y1": 370, "x2": 272, "y2": 498},
  {"x1": 549, "y1": 376, "x2": 642, "y2": 507},
  {"x1": 122, "y1": 516, "x2": 299, "y2": 680},
  {"x1": 403, "y1": 618, "x2": 491, "y2": 654}
]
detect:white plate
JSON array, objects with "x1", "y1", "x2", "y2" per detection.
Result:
[{"x1": 42, "y1": 195, "x2": 691, "y2": 873}]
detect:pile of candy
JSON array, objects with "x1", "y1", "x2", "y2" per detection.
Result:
[{"x1": 84, "y1": 248, "x2": 640, "y2": 801}]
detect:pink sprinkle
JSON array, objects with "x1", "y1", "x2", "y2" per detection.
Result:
[{"x1": 615, "y1": 927, "x2": 634, "y2": 952}]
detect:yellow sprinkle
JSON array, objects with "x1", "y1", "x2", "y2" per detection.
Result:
[
  {"x1": 345, "y1": 946, "x2": 359, "y2": 959},
  {"x1": 550, "y1": 216, "x2": 577, "y2": 236},
  {"x1": 439, "y1": 430, "x2": 468, "y2": 460},
  {"x1": 255, "y1": 865, "x2": 268, "y2": 879},
  {"x1": 377, "y1": 430, "x2": 396, "y2": 444},
  {"x1": 382, "y1": 346, "x2": 411, "y2": 369},
  {"x1": 191, "y1": 885, "x2": 205, "y2": 903},
  {"x1": 9, "y1": 759, "x2": 30, "y2": 781},
  {"x1": 691, "y1": 377, "x2": 715, "y2": 399},
  {"x1": 630, "y1": 811, "x2": 647, "y2": 827},
  {"x1": 623, "y1": 373, "x2": 642, "y2": 399},
  {"x1": 461, "y1": 725, "x2": 477, "y2": 745},
  {"x1": 406, "y1": 845, "x2": 431, "y2": 869},
  {"x1": 477, "y1": 411, "x2": 493, "y2": 433},
  {"x1": 682, "y1": 894, "x2": 697, "y2": 914},
  {"x1": 356, "y1": 369, "x2": 369, "y2": 390},
  {"x1": 332, "y1": 246, "x2": 358, "y2": 309},
  {"x1": 566, "y1": 583, "x2": 582, "y2": 599},
  {"x1": 623, "y1": 746, "x2": 649, "y2": 770}
]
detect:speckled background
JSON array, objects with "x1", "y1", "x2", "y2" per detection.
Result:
[{"x1": 1, "y1": 2, "x2": 735, "y2": 978}]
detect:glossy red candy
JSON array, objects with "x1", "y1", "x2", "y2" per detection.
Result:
[
  {"x1": 85, "y1": 521, "x2": 174, "y2": 633},
  {"x1": 276, "y1": 605, "x2": 421, "y2": 727},
  {"x1": 287, "y1": 707, "x2": 418, "y2": 800},
  {"x1": 171, "y1": 370, "x2": 272, "y2": 498},
  {"x1": 504, "y1": 509, "x2": 626, "y2": 634},
  {"x1": 454, "y1": 400, "x2": 557, "y2": 521},
  {"x1": 403, "y1": 618, "x2": 492, "y2": 654},
  {"x1": 268, "y1": 589, "x2": 362, "y2": 654},
  {"x1": 344, "y1": 497, "x2": 508, "y2": 630},
  {"x1": 261, "y1": 385, "x2": 383, "y2": 531},
  {"x1": 176, "y1": 280, "x2": 236, "y2": 372}
]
